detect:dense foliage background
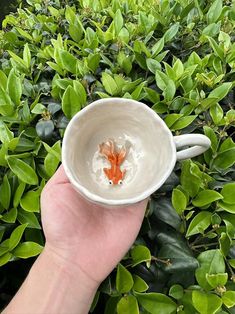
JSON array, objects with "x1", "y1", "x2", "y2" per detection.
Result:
[{"x1": 0, "y1": 0, "x2": 235, "y2": 313}]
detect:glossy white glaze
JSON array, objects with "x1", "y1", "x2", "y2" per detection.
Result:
[{"x1": 62, "y1": 98, "x2": 210, "y2": 206}]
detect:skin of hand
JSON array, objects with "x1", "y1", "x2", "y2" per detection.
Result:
[{"x1": 41, "y1": 165, "x2": 148, "y2": 289}]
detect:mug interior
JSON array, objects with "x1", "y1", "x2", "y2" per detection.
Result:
[{"x1": 62, "y1": 98, "x2": 176, "y2": 204}]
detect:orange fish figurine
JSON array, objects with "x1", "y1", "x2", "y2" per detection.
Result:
[{"x1": 99, "y1": 139, "x2": 127, "y2": 185}]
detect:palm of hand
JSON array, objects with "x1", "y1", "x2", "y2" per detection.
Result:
[{"x1": 41, "y1": 166, "x2": 147, "y2": 285}]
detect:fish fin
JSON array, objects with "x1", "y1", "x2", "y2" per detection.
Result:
[
  {"x1": 117, "y1": 146, "x2": 127, "y2": 165},
  {"x1": 99, "y1": 142, "x2": 113, "y2": 160}
]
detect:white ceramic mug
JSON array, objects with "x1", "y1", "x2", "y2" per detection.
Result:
[{"x1": 62, "y1": 98, "x2": 211, "y2": 206}]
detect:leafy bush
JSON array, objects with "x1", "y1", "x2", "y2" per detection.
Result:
[{"x1": 0, "y1": 0, "x2": 235, "y2": 313}]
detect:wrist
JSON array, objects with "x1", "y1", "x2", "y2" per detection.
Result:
[{"x1": 43, "y1": 243, "x2": 100, "y2": 293}]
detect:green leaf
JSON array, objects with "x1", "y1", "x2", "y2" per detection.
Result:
[
  {"x1": 206, "y1": 273, "x2": 228, "y2": 288},
  {"x1": 181, "y1": 161, "x2": 201, "y2": 198},
  {"x1": 207, "y1": 37, "x2": 224, "y2": 60},
  {"x1": 222, "y1": 291, "x2": 235, "y2": 308},
  {"x1": 0, "y1": 253, "x2": 12, "y2": 267},
  {"x1": 0, "y1": 121, "x2": 14, "y2": 143},
  {"x1": 56, "y1": 49, "x2": 77, "y2": 74},
  {"x1": 0, "y1": 86, "x2": 14, "y2": 116},
  {"x1": 114, "y1": 9, "x2": 123, "y2": 35},
  {"x1": 12, "y1": 241, "x2": 43, "y2": 258},
  {"x1": 13, "y1": 182, "x2": 26, "y2": 208},
  {"x1": 218, "y1": 201, "x2": 235, "y2": 214},
  {"x1": 0, "y1": 70, "x2": 7, "y2": 90},
  {"x1": 169, "y1": 284, "x2": 184, "y2": 300},
  {"x1": 62, "y1": 85, "x2": 81, "y2": 119},
  {"x1": 1, "y1": 208, "x2": 17, "y2": 223},
  {"x1": 131, "y1": 245, "x2": 151, "y2": 267},
  {"x1": 146, "y1": 58, "x2": 161, "y2": 74},
  {"x1": 221, "y1": 183, "x2": 235, "y2": 205},
  {"x1": 171, "y1": 115, "x2": 197, "y2": 131},
  {"x1": 6, "y1": 156, "x2": 38, "y2": 185},
  {"x1": 210, "y1": 103, "x2": 223, "y2": 125},
  {"x1": 172, "y1": 189, "x2": 187, "y2": 215},
  {"x1": 196, "y1": 249, "x2": 225, "y2": 290},
  {"x1": 135, "y1": 292, "x2": 177, "y2": 314},
  {"x1": 101, "y1": 72, "x2": 118, "y2": 96},
  {"x1": 164, "y1": 23, "x2": 180, "y2": 43},
  {"x1": 186, "y1": 212, "x2": 212, "y2": 237},
  {"x1": 7, "y1": 50, "x2": 27, "y2": 69},
  {"x1": 208, "y1": 82, "x2": 232, "y2": 101},
  {"x1": 43, "y1": 141, "x2": 61, "y2": 177},
  {"x1": 192, "y1": 290, "x2": 222, "y2": 314},
  {"x1": 23, "y1": 43, "x2": 31, "y2": 69},
  {"x1": 116, "y1": 264, "x2": 134, "y2": 293},
  {"x1": 192, "y1": 190, "x2": 223, "y2": 207},
  {"x1": 20, "y1": 191, "x2": 40, "y2": 213},
  {"x1": 17, "y1": 209, "x2": 41, "y2": 229},
  {"x1": 213, "y1": 148, "x2": 235, "y2": 170},
  {"x1": 203, "y1": 126, "x2": 218, "y2": 153},
  {"x1": 9, "y1": 223, "x2": 28, "y2": 251},
  {"x1": 152, "y1": 37, "x2": 164, "y2": 56},
  {"x1": 117, "y1": 295, "x2": 139, "y2": 314},
  {"x1": 73, "y1": 81, "x2": 87, "y2": 107},
  {"x1": 0, "y1": 175, "x2": 11, "y2": 209},
  {"x1": 207, "y1": 0, "x2": 223, "y2": 23},
  {"x1": 7, "y1": 69, "x2": 22, "y2": 106},
  {"x1": 132, "y1": 275, "x2": 149, "y2": 293}
]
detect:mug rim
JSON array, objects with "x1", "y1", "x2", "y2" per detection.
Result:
[{"x1": 62, "y1": 97, "x2": 177, "y2": 206}]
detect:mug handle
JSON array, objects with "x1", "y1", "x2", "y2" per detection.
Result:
[{"x1": 173, "y1": 134, "x2": 211, "y2": 161}]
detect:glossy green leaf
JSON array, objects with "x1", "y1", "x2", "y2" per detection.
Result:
[
  {"x1": 132, "y1": 275, "x2": 149, "y2": 292},
  {"x1": 222, "y1": 291, "x2": 235, "y2": 308},
  {"x1": 181, "y1": 160, "x2": 201, "y2": 198},
  {"x1": 213, "y1": 148, "x2": 235, "y2": 170},
  {"x1": 0, "y1": 120, "x2": 14, "y2": 143},
  {"x1": 0, "y1": 253, "x2": 12, "y2": 267},
  {"x1": 169, "y1": 284, "x2": 184, "y2": 300},
  {"x1": 101, "y1": 72, "x2": 118, "y2": 96},
  {"x1": 131, "y1": 245, "x2": 151, "y2": 267},
  {"x1": 117, "y1": 295, "x2": 139, "y2": 314},
  {"x1": 210, "y1": 103, "x2": 223, "y2": 125},
  {"x1": 23, "y1": 43, "x2": 31, "y2": 68},
  {"x1": 1, "y1": 208, "x2": 17, "y2": 223},
  {"x1": 12, "y1": 241, "x2": 43, "y2": 258},
  {"x1": 20, "y1": 191, "x2": 40, "y2": 213},
  {"x1": 0, "y1": 86, "x2": 14, "y2": 116},
  {"x1": 62, "y1": 85, "x2": 81, "y2": 119},
  {"x1": 172, "y1": 189, "x2": 187, "y2": 214},
  {"x1": 116, "y1": 264, "x2": 134, "y2": 293},
  {"x1": 192, "y1": 190, "x2": 223, "y2": 207},
  {"x1": 221, "y1": 183, "x2": 235, "y2": 205},
  {"x1": 9, "y1": 223, "x2": 28, "y2": 251},
  {"x1": 207, "y1": 0, "x2": 223, "y2": 23},
  {"x1": 7, "y1": 68, "x2": 22, "y2": 106},
  {"x1": 6, "y1": 156, "x2": 38, "y2": 185},
  {"x1": 13, "y1": 182, "x2": 26, "y2": 208},
  {"x1": 196, "y1": 249, "x2": 225, "y2": 290},
  {"x1": 136, "y1": 292, "x2": 177, "y2": 314},
  {"x1": 0, "y1": 175, "x2": 11, "y2": 209},
  {"x1": 206, "y1": 273, "x2": 228, "y2": 288},
  {"x1": 192, "y1": 290, "x2": 222, "y2": 314},
  {"x1": 0, "y1": 70, "x2": 7, "y2": 90},
  {"x1": 186, "y1": 212, "x2": 212, "y2": 237},
  {"x1": 57, "y1": 49, "x2": 77, "y2": 74},
  {"x1": 73, "y1": 81, "x2": 87, "y2": 107},
  {"x1": 17, "y1": 208, "x2": 41, "y2": 229},
  {"x1": 208, "y1": 82, "x2": 232, "y2": 101}
]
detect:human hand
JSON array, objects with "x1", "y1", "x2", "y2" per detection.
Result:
[{"x1": 41, "y1": 165, "x2": 148, "y2": 290}]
